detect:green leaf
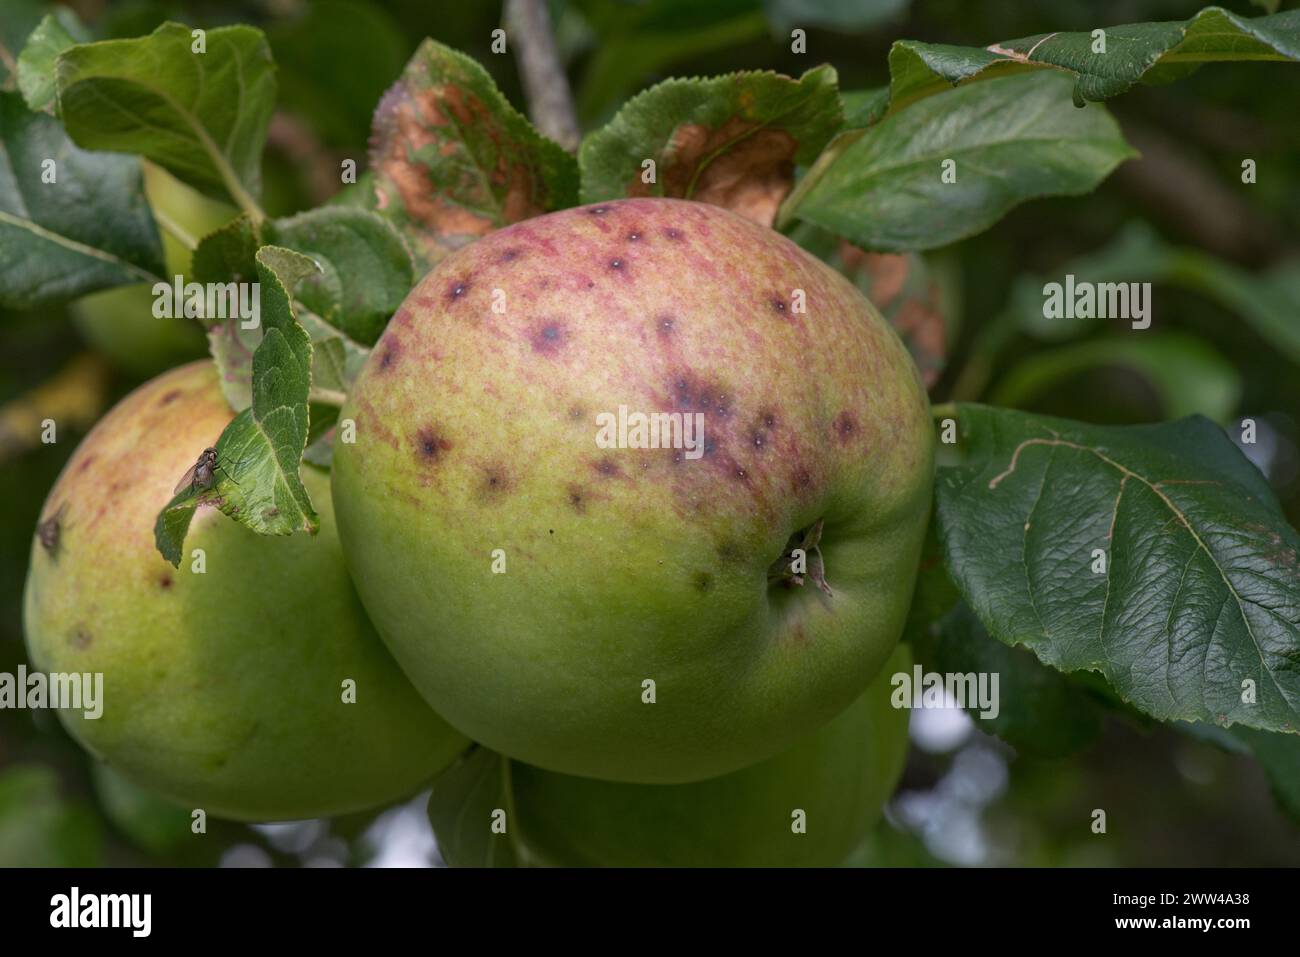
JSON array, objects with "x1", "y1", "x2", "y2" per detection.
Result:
[
  {"x1": 1013, "y1": 223, "x2": 1300, "y2": 366},
  {"x1": 1231, "y1": 727, "x2": 1300, "y2": 822},
  {"x1": 190, "y1": 215, "x2": 261, "y2": 411},
  {"x1": 781, "y1": 72, "x2": 1134, "y2": 251},
  {"x1": 427, "y1": 747, "x2": 524, "y2": 868},
  {"x1": 990, "y1": 332, "x2": 1242, "y2": 424},
  {"x1": 16, "y1": 11, "x2": 87, "y2": 112},
  {"x1": 299, "y1": 308, "x2": 369, "y2": 390},
  {"x1": 264, "y1": 206, "x2": 414, "y2": 347},
  {"x1": 55, "y1": 21, "x2": 275, "y2": 211},
  {"x1": 914, "y1": 603, "x2": 1104, "y2": 757},
  {"x1": 936, "y1": 404, "x2": 1300, "y2": 736},
  {"x1": 0, "y1": 92, "x2": 164, "y2": 307},
  {"x1": 886, "y1": 6, "x2": 1300, "y2": 113},
  {"x1": 840, "y1": 86, "x2": 890, "y2": 129},
  {"x1": 0, "y1": 765, "x2": 103, "y2": 868},
  {"x1": 580, "y1": 66, "x2": 842, "y2": 226},
  {"x1": 155, "y1": 246, "x2": 320, "y2": 565},
  {"x1": 369, "y1": 38, "x2": 578, "y2": 272},
  {"x1": 192, "y1": 214, "x2": 260, "y2": 286}
]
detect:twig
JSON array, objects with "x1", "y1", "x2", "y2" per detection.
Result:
[{"x1": 504, "y1": 0, "x2": 581, "y2": 152}]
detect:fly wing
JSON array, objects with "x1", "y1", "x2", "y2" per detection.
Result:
[{"x1": 173, "y1": 462, "x2": 199, "y2": 496}]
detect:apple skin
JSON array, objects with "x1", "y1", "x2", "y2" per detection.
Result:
[
  {"x1": 333, "y1": 198, "x2": 933, "y2": 784},
  {"x1": 23, "y1": 361, "x2": 470, "y2": 822},
  {"x1": 510, "y1": 644, "x2": 912, "y2": 867},
  {"x1": 70, "y1": 163, "x2": 234, "y2": 377}
]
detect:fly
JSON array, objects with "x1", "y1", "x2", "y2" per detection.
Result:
[{"x1": 174, "y1": 447, "x2": 240, "y2": 497}]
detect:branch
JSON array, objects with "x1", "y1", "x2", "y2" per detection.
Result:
[{"x1": 504, "y1": 0, "x2": 581, "y2": 152}]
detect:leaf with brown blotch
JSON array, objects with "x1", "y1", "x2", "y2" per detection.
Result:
[
  {"x1": 837, "y1": 243, "x2": 955, "y2": 389},
  {"x1": 579, "y1": 67, "x2": 842, "y2": 227},
  {"x1": 368, "y1": 39, "x2": 579, "y2": 273}
]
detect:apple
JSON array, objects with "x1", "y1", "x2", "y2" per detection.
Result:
[
  {"x1": 508, "y1": 644, "x2": 912, "y2": 867},
  {"x1": 69, "y1": 163, "x2": 235, "y2": 377},
  {"x1": 23, "y1": 361, "x2": 470, "y2": 822},
  {"x1": 333, "y1": 198, "x2": 933, "y2": 784}
]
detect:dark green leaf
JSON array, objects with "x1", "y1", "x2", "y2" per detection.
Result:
[
  {"x1": 264, "y1": 206, "x2": 414, "y2": 346},
  {"x1": 937, "y1": 404, "x2": 1300, "y2": 735},
  {"x1": 580, "y1": 66, "x2": 842, "y2": 226},
  {"x1": 1013, "y1": 223, "x2": 1300, "y2": 365},
  {"x1": 990, "y1": 332, "x2": 1242, "y2": 423},
  {"x1": 914, "y1": 603, "x2": 1104, "y2": 757},
  {"x1": 0, "y1": 92, "x2": 164, "y2": 307},
  {"x1": 369, "y1": 38, "x2": 578, "y2": 272},
  {"x1": 886, "y1": 6, "x2": 1300, "y2": 113},
  {"x1": 781, "y1": 72, "x2": 1134, "y2": 252},
  {"x1": 55, "y1": 21, "x2": 276, "y2": 209},
  {"x1": 1231, "y1": 726, "x2": 1300, "y2": 822},
  {"x1": 840, "y1": 86, "x2": 889, "y2": 128},
  {"x1": 427, "y1": 747, "x2": 524, "y2": 868},
  {"x1": 155, "y1": 246, "x2": 320, "y2": 565}
]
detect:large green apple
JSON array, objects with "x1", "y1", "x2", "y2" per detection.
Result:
[
  {"x1": 333, "y1": 198, "x2": 933, "y2": 784},
  {"x1": 508, "y1": 644, "x2": 912, "y2": 867},
  {"x1": 69, "y1": 163, "x2": 234, "y2": 377},
  {"x1": 23, "y1": 361, "x2": 469, "y2": 821}
]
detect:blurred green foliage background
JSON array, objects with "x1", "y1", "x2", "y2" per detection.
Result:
[{"x1": 1, "y1": 0, "x2": 1298, "y2": 866}]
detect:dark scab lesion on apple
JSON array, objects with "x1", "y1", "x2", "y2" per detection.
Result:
[
  {"x1": 415, "y1": 427, "x2": 452, "y2": 463},
  {"x1": 593, "y1": 457, "x2": 623, "y2": 479},
  {"x1": 70, "y1": 625, "x2": 93, "y2": 649},
  {"x1": 833, "y1": 410, "x2": 859, "y2": 444},
  {"x1": 446, "y1": 278, "x2": 471, "y2": 304},
  {"x1": 693, "y1": 570, "x2": 715, "y2": 593},
  {"x1": 378, "y1": 339, "x2": 401, "y2": 372},
  {"x1": 566, "y1": 484, "x2": 587, "y2": 513},
  {"x1": 529, "y1": 321, "x2": 568, "y2": 356},
  {"x1": 477, "y1": 464, "x2": 514, "y2": 502}
]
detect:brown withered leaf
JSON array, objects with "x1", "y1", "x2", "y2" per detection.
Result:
[
  {"x1": 580, "y1": 67, "x2": 842, "y2": 227},
  {"x1": 368, "y1": 40, "x2": 578, "y2": 273}
]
